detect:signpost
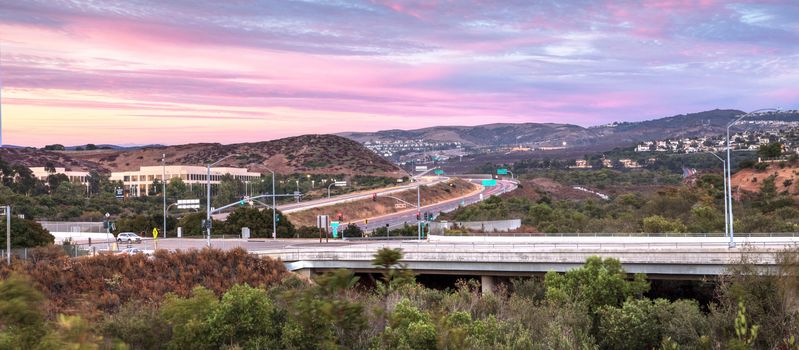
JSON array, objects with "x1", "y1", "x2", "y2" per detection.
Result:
[
  {"x1": 481, "y1": 179, "x2": 497, "y2": 187},
  {"x1": 394, "y1": 203, "x2": 407, "y2": 209},
  {"x1": 434, "y1": 169, "x2": 444, "y2": 175},
  {"x1": 317, "y1": 215, "x2": 329, "y2": 243},
  {"x1": 497, "y1": 168, "x2": 514, "y2": 179},
  {"x1": 114, "y1": 187, "x2": 124, "y2": 199},
  {"x1": 330, "y1": 221, "x2": 340, "y2": 238},
  {"x1": 415, "y1": 166, "x2": 428, "y2": 172}
]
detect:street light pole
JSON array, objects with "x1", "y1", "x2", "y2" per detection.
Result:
[
  {"x1": 725, "y1": 108, "x2": 779, "y2": 248},
  {"x1": 263, "y1": 168, "x2": 277, "y2": 240},
  {"x1": 206, "y1": 154, "x2": 238, "y2": 247},
  {"x1": 162, "y1": 154, "x2": 167, "y2": 239},
  {"x1": 707, "y1": 152, "x2": 728, "y2": 237},
  {"x1": 2, "y1": 205, "x2": 10, "y2": 264},
  {"x1": 295, "y1": 180, "x2": 300, "y2": 203}
]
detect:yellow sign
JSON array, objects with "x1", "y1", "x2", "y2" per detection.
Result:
[{"x1": 152, "y1": 228, "x2": 159, "y2": 239}]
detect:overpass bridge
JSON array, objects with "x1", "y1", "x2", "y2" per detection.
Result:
[{"x1": 254, "y1": 235, "x2": 799, "y2": 292}]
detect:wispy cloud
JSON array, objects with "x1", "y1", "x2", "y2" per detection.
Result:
[{"x1": 1, "y1": 0, "x2": 798, "y2": 146}]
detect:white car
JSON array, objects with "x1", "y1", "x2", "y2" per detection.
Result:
[
  {"x1": 116, "y1": 232, "x2": 142, "y2": 244},
  {"x1": 116, "y1": 247, "x2": 143, "y2": 255}
]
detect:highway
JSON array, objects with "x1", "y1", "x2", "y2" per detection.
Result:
[
  {"x1": 355, "y1": 178, "x2": 517, "y2": 233},
  {"x1": 212, "y1": 175, "x2": 450, "y2": 220}
]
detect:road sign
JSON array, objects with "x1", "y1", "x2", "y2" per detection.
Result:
[
  {"x1": 152, "y1": 227, "x2": 159, "y2": 239},
  {"x1": 177, "y1": 199, "x2": 201, "y2": 209},
  {"x1": 482, "y1": 179, "x2": 497, "y2": 187},
  {"x1": 317, "y1": 215, "x2": 329, "y2": 229},
  {"x1": 415, "y1": 166, "x2": 428, "y2": 172},
  {"x1": 331, "y1": 221, "x2": 340, "y2": 238},
  {"x1": 497, "y1": 169, "x2": 508, "y2": 175},
  {"x1": 394, "y1": 203, "x2": 407, "y2": 209},
  {"x1": 114, "y1": 187, "x2": 124, "y2": 199},
  {"x1": 334, "y1": 181, "x2": 347, "y2": 187},
  {"x1": 434, "y1": 169, "x2": 444, "y2": 175}
]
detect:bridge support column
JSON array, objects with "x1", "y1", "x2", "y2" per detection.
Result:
[
  {"x1": 481, "y1": 275, "x2": 495, "y2": 295},
  {"x1": 295, "y1": 268, "x2": 313, "y2": 279}
]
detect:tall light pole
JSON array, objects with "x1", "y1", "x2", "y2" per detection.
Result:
[
  {"x1": 2, "y1": 205, "x2": 10, "y2": 264},
  {"x1": 726, "y1": 108, "x2": 779, "y2": 248},
  {"x1": 707, "y1": 152, "x2": 728, "y2": 237},
  {"x1": 295, "y1": 180, "x2": 300, "y2": 203},
  {"x1": 206, "y1": 154, "x2": 238, "y2": 247},
  {"x1": 162, "y1": 154, "x2": 167, "y2": 239},
  {"x1": 263, "y1": 168, "x2": 277, "y2": 240}
]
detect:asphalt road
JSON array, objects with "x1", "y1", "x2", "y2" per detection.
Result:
[
  {"x1": 351, "y1": 178, "x2": 517, "y2": 233},
  {"x1": 212, "y1": 176, "x2": 449, "y2": 220}
]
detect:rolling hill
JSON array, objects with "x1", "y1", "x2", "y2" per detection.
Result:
[
  {"x1": 0, "y1": 135, "x2": 403, "y2": 177},
  {"x1": 338, "y1": 109, "x2": 799, "y2": 148}
]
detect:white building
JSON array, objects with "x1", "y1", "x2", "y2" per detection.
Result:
[
  {"x1": 110, "y1": 165, "x2": 261, "y2": 197},
  {"x1": 30, "y1": 167, "x2": 91, "y2": 187}
]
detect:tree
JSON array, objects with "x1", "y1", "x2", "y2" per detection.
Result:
[
  {"x1": 642, "y1": 215, "x2": 687, "y2": 233},
  {"x1": 0, "y1": 217, "x2": 54, "y2": 248},
  {"x1": 47, "y1": 173, "x2": 69, "y2": 191},
  {"x1": 101, "y1": 301, "x2": 171, "y2": 350},
  {"x1": 167, "y1": 177, "x2": 188, "y2": 200},
  {"x1": 544, "y1": 256, "x2": 649, "y2": 314},
  {"x1": 758, "y1": 142, "x2": 782, "y2": 159},
  {"x1": 43, "y1": 144, "x2": 65, "y2": 151},
  {"x1": 160, "y1": 286, "x2": 219, "y2": 350},
  {"x1": 0, "y1": 274, "x2": 49, "y2": 349},
  {"x1": 207, "y1": 284, "x2": 282, "y2": 349},
  {"x1": 224, "y1": 207, "x2": 295, "y2": 238},
  {"x1": 214, "y1": 174, "x2": 241, "y2": 207},
  {"x1": 342, "y1": 223, "x2": 363, "y2": 238}
]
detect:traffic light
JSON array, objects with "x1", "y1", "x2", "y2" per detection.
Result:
[
  {"x1": 372, "y1": 193, "x2": 377, "y2": 201},
  {"x1": 275, "y1": 214, "x2": 280, "y2": 223},
  {"x1": 337, "y1": 212, "x2": 343, "y2": 221},
  {"x1": 416, "y1": 212, "x2": 421, "y2": 220}
]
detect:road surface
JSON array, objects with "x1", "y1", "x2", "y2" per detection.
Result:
[
  {"x1": 352, "y1": 179, "x2": 517, "y2": 233},
  {"x1": 212, "y1": 175, "x2": 450, "y2": 220}
]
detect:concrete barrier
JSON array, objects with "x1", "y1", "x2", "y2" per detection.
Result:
[{"x1": 430, "y1": 219, "x2": 522, "y2": 234}]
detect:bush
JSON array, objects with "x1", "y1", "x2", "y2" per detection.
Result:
[{"x1": 0, "y1": 217, "x2": 54, "y2": 248}]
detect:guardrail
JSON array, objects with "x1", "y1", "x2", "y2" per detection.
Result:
[
  {"x1": 256, "y1": 245, "x2": 787, "y2": 267},
  {"x1": 436, "y1": 232, "x2": 799, "y2": 238}
]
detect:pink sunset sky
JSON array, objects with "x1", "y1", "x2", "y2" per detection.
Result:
[{"x1": 1, "y1": 0, "x2": 798, "y2": 147}]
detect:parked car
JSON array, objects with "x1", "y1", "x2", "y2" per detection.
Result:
[
  {"x1": 116, "y1": 248, "x2": 143, "y2": 255},
  {"x1": 116, "y1": 232, "x2": 142, "y2": 244}
]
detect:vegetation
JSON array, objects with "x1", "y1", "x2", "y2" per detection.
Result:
[
  {"x1": 1, "y1": 248, "x2": 797, "y2": 349},
  {"x1": 443, "y1": 172, "x2": 798, "y2": 233}
]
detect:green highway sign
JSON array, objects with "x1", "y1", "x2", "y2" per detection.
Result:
[
  {"x1": 481, "y1": 179, "x2": 497, "y2": 187},
  {"x1": 434, "y1": 169, "x2": 444, "y2": 175},
  {"x1": 497, "y1": 169, "x2": 508, "y2": 175}
]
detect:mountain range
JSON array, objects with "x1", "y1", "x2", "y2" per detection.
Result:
[
  {"x1": 0, "y1": 135, "x2": 403, "y2": 177},
  {"x1": 338, "y1": 109, "x2": 799, "y2": 148}
]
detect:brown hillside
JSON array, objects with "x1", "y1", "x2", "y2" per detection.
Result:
[
  {"x1": 2, "y1": 135, "x2": 402, "y2": 177},
  {"x1": 732, "y1": 163, "x2": 799, "y2": 198}
]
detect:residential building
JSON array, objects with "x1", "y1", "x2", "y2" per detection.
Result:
[{"x1": 110, "y1": 165, "x2": 261, "y2": 197}]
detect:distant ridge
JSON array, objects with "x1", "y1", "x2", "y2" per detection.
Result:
[
  {"x1": 0, "y1": 135, "x2": 403, "y2": 177},
  {"x1": 336, "y1": 109, "x2": 786, "y2": 148}
]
